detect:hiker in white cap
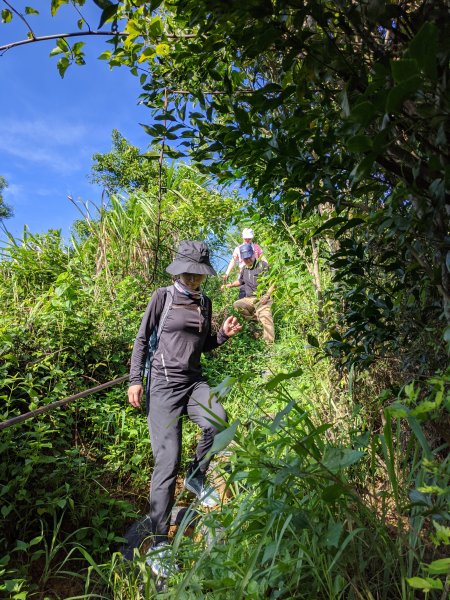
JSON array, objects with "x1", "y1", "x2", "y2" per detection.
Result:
[{"x1": 223, "y1": 228, "x2": 265, "y2": 298}]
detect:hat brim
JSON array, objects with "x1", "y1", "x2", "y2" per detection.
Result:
[
  {"x1": 166, "y1": 260, "x2": 217, "y2": 276},
  {"x1": 240, "y1": 253, "x2": 254, "y2": 260}
]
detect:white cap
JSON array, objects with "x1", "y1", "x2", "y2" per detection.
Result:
[{"x1": 242, "y1": 227, "x2": 254, "y2": 239}]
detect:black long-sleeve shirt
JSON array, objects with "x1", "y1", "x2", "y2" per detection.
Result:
[{"x1": 129, "y1": 287, "x2": 228, "y2": 385}]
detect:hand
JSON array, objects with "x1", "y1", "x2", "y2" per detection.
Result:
[
  {"x1": 128, "y1": 384, "x2": 143, "y2": 408},
  {"x1": 222, "y1": 315, "x2": 242, "y2": 337},
  {"x1": 260, "y1": 295, "x2": 269, "y2": 305},
  {"x1": 222, "y1": 273, "x2": 228, "y2": 281}
]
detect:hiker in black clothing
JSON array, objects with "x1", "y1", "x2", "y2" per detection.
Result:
[{"x1": 128, "y1": 240, "x2": 241, "y2": 577}]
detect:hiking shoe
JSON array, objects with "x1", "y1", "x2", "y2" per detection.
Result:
[
  {"x1": 146, "y1": 543, "x2": 178, "y2": 579},
  {"x1": 184, "y1": 472, "x2": 221, "y2": 508}
]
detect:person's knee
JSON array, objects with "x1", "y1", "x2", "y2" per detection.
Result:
[
  {"x1": 154, "y1": 445, "x2": 181, "y2": 476},
  {"x1": 202, "y1": 407, "x2": 227, "y2": 435}
]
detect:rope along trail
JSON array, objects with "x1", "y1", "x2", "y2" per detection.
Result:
[{"x1": 0, "y1": 375, "x2": 129, "y2": 431}]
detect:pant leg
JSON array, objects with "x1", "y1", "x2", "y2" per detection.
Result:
[
  {"x1": 255, "y1": 301, "x2": 275, "y2": 343},
  {"x1": 233, "y1": 296, "x2": 256, "y2": 321},
  {"x1": 147, "y1": 378, "x2": 187, "y2": 543},
  {"x1": 186, "y1": 381, "x2": 227, "y2": 475}
]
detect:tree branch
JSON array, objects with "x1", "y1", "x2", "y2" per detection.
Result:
[
  {"x1": 0, "y1": 30, "x2": 122, "y2": 53},
  {"x1": 2, "y1": 0, "x2": 36, "y2": 39},
  {"x1": 0, "y1": 30, "x2": 197, "y2": 54}
]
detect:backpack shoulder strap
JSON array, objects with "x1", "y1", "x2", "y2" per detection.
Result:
[
  {"x1": 156, "y1": 284, "x2": 174, "y2": 340},
  {"x1": 203, "y1": 294, "x2": 212, "y2": 326}
]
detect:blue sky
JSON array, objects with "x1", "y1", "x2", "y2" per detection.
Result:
[{"x1": 0, "y1": 2, "x2": 151, "y2": 240}]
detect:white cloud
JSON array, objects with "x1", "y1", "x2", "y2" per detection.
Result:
[{"x1": 0, "y1": 118, "x2": 90, "y2": 175}]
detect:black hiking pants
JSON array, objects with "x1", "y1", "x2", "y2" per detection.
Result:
[{"x1": 147, "y1": 377, "x2": 227, "y2": 544}]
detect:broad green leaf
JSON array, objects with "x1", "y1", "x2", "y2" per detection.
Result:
[
  {"x1": 313, "y1": 217, "x2": 346, "y2": 236},
  {"x1": 49, "y1": 46, "x2": 64, "y2": 57},
  {"x1": 407, "y1": 22, "x2": 438, "y2": 80},
  {"x1": 347, "y1": 135, "x2": 372, "y2": 153},
  {"x1": 261, "y1": 541, "x2": 278, "y2": 564},
  {"x1": 138, "y1": 47, "x2": 156, "y2": 63},
  {"x1": 322, "y1": 483, "x2": 345, "y2": 502},
  {"x1": 322, "y1": 448, "x2": 365, "y2": 472},
  {"x1": 386, "y1": 75, "x2": 421, "y2": 112},
  {"x1": 1, "y1": 9, "x2": 13, "y2": 22},
  {"x1": 385, "y1": 403, "x2": 409, "y2": 418},
  {"x1": 306, "y1": 333, "x2": 319, "y2": 347},
  {"x1": 269, "y1": 400, "x2": 295, "y2": 433},
  {"x1": 93, "y1": 0, "x2": 114, "y2": 9},
  {"x1": 155, "y1": 43, "x2": 170, "y2": 56},
  {"x1": 25, "y1": 7, "x2": 39, "y2": 15},
  {"x1": 51, "y1": 0, "x2": 68, "y2": 17},
  {"x1": 206, "y1": 420, "x2": 240, "y2": 458},
  {"x1": 148, "y1": 16, "x2": 163, "y2": 37},
  {"x1": 56, "y1": 37, "x2": 70, "y2": 52},
  {"x1": 325, "y1": 521, "x2": 343, "y2": 549},
  {"x1": 390, "y1": 59, "x2": 419, "y2": 83},
  {"x1": 406, "y1": 577, "x2": 443, "y2": 591},
  {"x1": 57, "y1": 57, "x2": 70, "y2": 78},
  {"x1": 349, "y1": 100, "x2": 376, "y2": 127},
  {"x1": 427, "y1": 558, "x2": 450, "y2": 575},
  {"x1": 98, "y1": 4, "x2": 118, "y2": 29},
  {"x1": 264, "y1": 367, "x2": 303, "y2": 390},
  {"x1": 335, "y1": 218, "x2": 366, "y2": 237}
]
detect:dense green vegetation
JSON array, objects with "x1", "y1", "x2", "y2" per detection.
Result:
[
  {"x1": 0, "y1": 176, "x2": 13, "y2": 221},
  {"x1": 1, "y1": 1, "x2": 449, "y2": 598}
]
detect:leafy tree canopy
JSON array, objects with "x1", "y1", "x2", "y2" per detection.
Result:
[
  {"x1": 1, "y1": 0, "x2": 449, "y2": 369},
  {"x1": 0, "y1": 175, "x2": 13, "y2": 220}
]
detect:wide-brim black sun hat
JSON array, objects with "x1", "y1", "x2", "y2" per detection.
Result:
[{"x1": 166, "y1": 240, "x2": 217, "y2": 276}]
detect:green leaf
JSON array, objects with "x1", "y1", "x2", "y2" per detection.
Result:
[
  {"x1": 427, "y1": 558, "x2": 450, "y2": 575},
  {"x1": 322, "y1": 484, "x2": 345, "y2": 502},
  {"x1": 313, "y1": 217, "x2": 346, "y2": 236},
  {"x1": 57, "y1": 57, "x2": 70, "y2": 78},
  {"x1": 264, "y1": 368, "x2": 303, "y2": 390},
  {"x1": 325, "y1": 521, "x2": 343, "y2": 549},
  {"x1": 25, "y1": 6, "x2": 39, "y2": 15},
  {"x1": 335, "y1": 217, "x2": 366, "y2": 237},
  {"x1": 93, "y1": 0, "x2": 114, "y2": 8},
  {"x1": 406, "y1": 577, "x2": 443, "y2": 591},
  {"x1": 49, "y1": 46, "x2": 64, "y2": 57},
  {"x1": 322, "y1": 448, "x2": 365, "y2": 472},
  {"x1": 148, "y1": 16, "x2": 163, "y2": 37},
  {"x1": 269, "y1": 400, "x2": 295, "y2": 433},
  {"x1": 385, "y1": 402, "x2": 409, "y2": 418},
  {"x1": 1, "y1": 9, "x2": 13, "y2": 22},
  {"x1": 56, "y1": 37, "x2": 70, "y2": 52},
  {"x1": 349, "y1": 100, "x2": 376, "y2": 127},
  {"x1": 98, "y1": 4, "x2": 118, "y2": 29},
  {"x1": 406, "y1": 416, "x2": 432, "y2": 459},
  {"x1": 206, "y1": 420, "x2": 240, "y2": 458},
  {"x1": 407, "y1": 22, "x2": 438, "y2": 80},
  {"x1": 347, "y1": 135, "x2": 372, "y2": 153},
  {"x1": 306, "y1": 334, "x2": 319, "y2": 348},
  {"x1": 390, "y1": 59, "x2": 419, "y2": 83},
  {"x1": 386, "y1": 75, "x2": 422, "y2": 113},
  {"x1": 51, "y1": 0, "x2": 68, "y2": 17}
]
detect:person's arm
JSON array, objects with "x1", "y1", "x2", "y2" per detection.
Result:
[
  {"x1": 223, "y1": 247, "x2": 240, "y2": 279},
  {"x1": 203, "y1": 299, "x2": 242, "y2": 351},
  {"x1": 222, "y1": 278, "x2": 241, "y2": 290},
  {"x1": 260, "y1": 283, "x2": 275, "y2": 305},
  {"x1": 128, "y1": 288, "x2": 165, "y2": 407}
]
